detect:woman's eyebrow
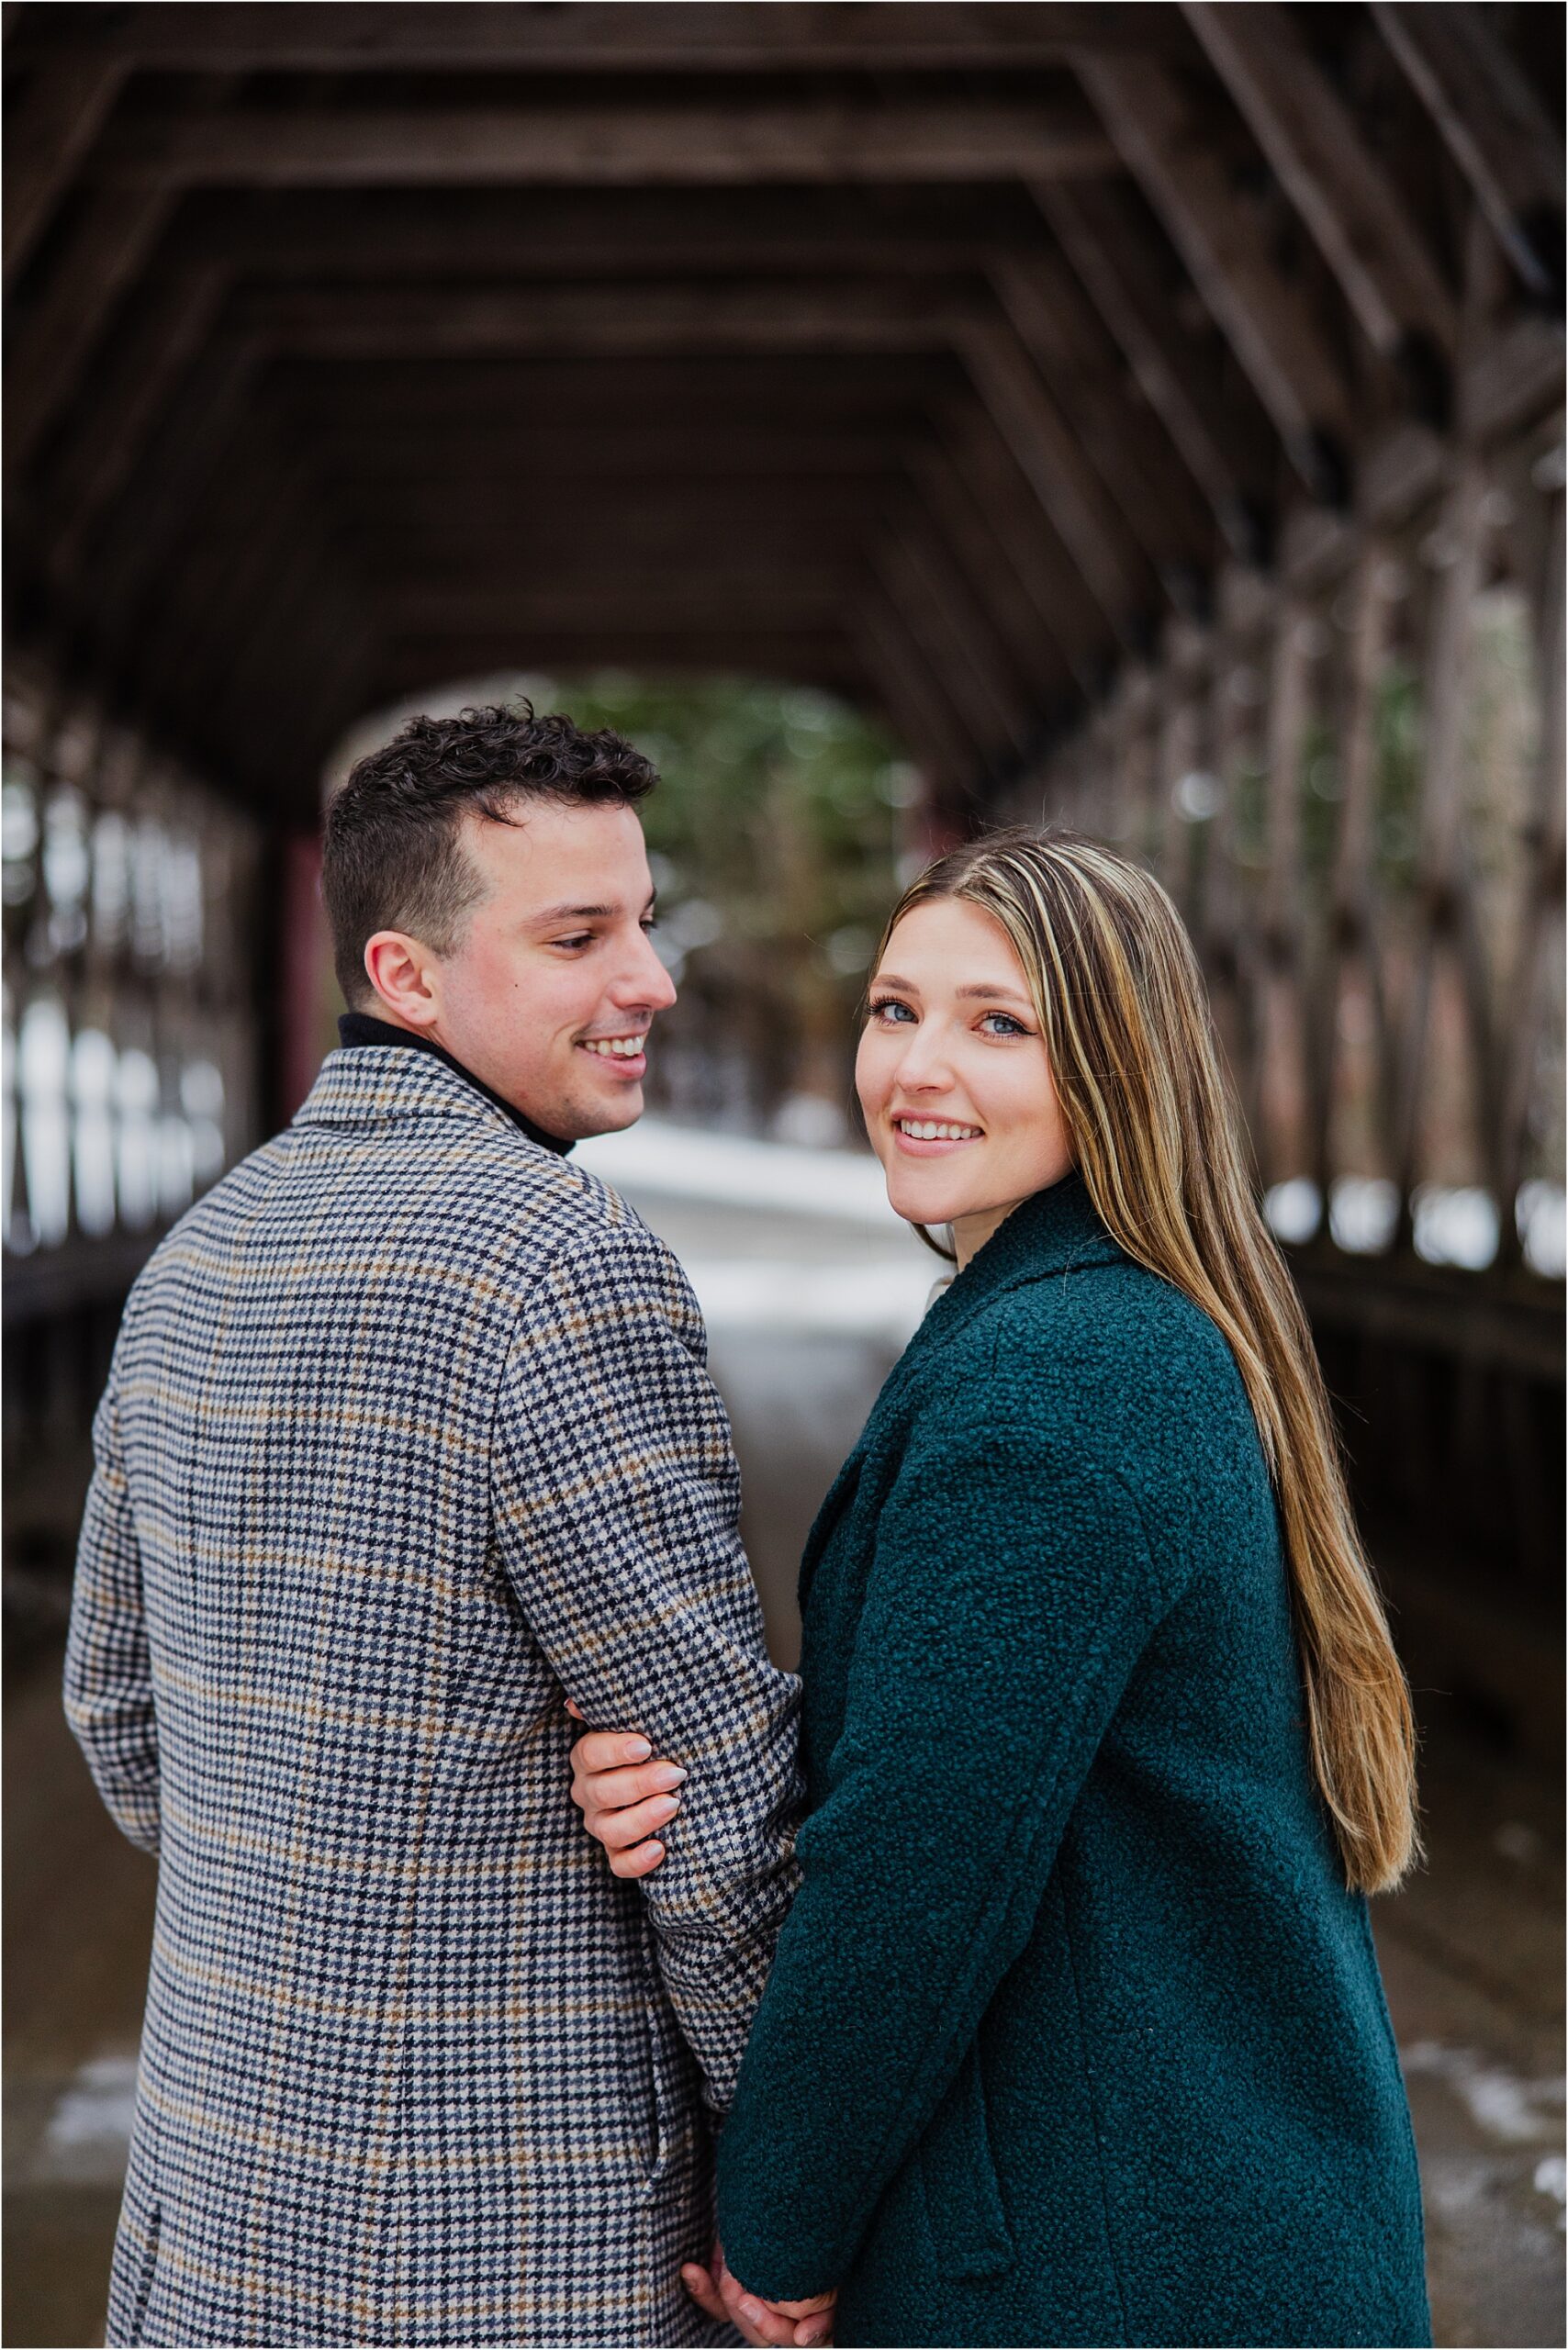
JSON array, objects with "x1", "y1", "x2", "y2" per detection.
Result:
[{"x1": 955, "y1": 981, "x2": 1033, "y2": 1005}]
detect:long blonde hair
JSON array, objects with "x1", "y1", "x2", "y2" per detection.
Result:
[{"x1": 879, "y1": 826, "x2": 1418, "y2": 1894}]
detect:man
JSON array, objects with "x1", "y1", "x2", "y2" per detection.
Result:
[{"x1": 65, "y1": 705, "x2": 828, "y2": 2347}]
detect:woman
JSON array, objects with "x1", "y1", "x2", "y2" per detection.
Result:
[{"x1": 571, "y1": 829, "x2": 1430, "y2": 2349}]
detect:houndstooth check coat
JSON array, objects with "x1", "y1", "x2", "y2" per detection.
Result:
[{"x1": 65, "y1": 1043, "x2": 803, "y2": 2348}]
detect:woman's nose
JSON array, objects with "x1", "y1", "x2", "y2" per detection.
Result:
[{"x1": 891, "y1": 1031, "x2": 953, "y2": 1090}]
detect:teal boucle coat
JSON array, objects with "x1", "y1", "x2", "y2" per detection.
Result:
[{"x1": 716, "y1": 1173, "x2": 1429, "y2": 2348}]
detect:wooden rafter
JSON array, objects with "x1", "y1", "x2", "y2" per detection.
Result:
[
  {"x1": 956, "y1": 310, "x2": 1153, "y2": 637},
  {"x1": 3, "y1": 44, "x2": 129, "y2": 284},
  {"x1": 987, "y1": 248, "x2": 1215, "y2": 568},
  {"x1": 8, "y1": 6, "x2": 1193, "y2": 76},
  {"x1": 95, "y1": 95, "x2": 1118, "y2": 191},
  {"x1": 1183, "y1": 3, "x2": 1458, "y2": 365},
  {"x1": 1076, "y1": 53, "x2": 1354, "y2": 490},
  {"x1": 1035, "y1": 179, "x2": 1277, "y2": 557},
  {"x1": 1372, "y1": 2, "x2": 1565, "y2": 299}
]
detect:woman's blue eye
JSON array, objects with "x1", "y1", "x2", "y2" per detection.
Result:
[
  {"x1": 869, "y1": 998, "x2": 915, "y2": 1023},
  {"x1": 981, "y1": 1012, "x2": 1027, "y2": 1036}
]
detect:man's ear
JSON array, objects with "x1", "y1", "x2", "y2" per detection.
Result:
[{"x1": 364, "y1": 930, "x2": 442, "y2": 1029}]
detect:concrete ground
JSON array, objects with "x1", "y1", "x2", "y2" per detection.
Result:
[{"x1": 6, "y1": 1134, "x2": 1562, "y2": 2347}]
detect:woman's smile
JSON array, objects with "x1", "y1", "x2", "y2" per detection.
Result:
[{"x1": 890, "y1": 1115, "x2": 984, "y2": 1153}]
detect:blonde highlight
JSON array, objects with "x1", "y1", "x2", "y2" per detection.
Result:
[{"x1": 873, "y1": 826, "x2": 1419, "y2": 1893}]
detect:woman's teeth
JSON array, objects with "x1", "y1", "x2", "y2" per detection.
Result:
[
  {"x1": 582, "y1": 1036, "x2": 644, "y2": 1058},
  {"x1": 897, "y1": 1119, "x2": 981, "y2": 1140}
]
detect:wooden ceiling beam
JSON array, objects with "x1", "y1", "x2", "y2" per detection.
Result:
[
  {"x1": 878, "y1": 525, "x2": 1033, "y2": 766},
  {"x1": 97, "y1": 95, "x2": 1117, "y2": 190},
  {"x1": 11, "y1": 5, "x2": 1192, "y2": 75},
  {"x1": 29, "y1": 274, "x2": 957, "y2": 555},
  {"x1": 1035, "y1": 179, "x2": 1278, "y2": 559},
  {"x1": 35, "y1": 257, "x2": 235, "y2": 569},
  {"x1": 945, "y1": 397, "x2": 1105, "y2": 688},
  {"x1": 5, "y1": 183, "x2": 174, "y2": 466},
  {"x1": 3, "y1": 43, "x2": 129, "y2": 285},
  {"x1": 909, "y1": 443, "x2": 1070, "y2": 704},
  {"x1": 915, "y1": 438, "x2": 1079, "y2": 695},
  {"x1": 856, "y1": 598, "x2": 975, "y2": 795},
  {"x1": 129, "y1": 435, "x2": 334, "y2": 716},
  {"x1": 47, "y1": 326, "x2": 267, "y2": 630},
  {"x1": 988, "y1": 249, "x2": 1215, "y2": 574},
  {"x1": 339, "y1": 478, "x2": 896, "y2": 528},
  {"x1": 369, "y1": 632, "x2": 863, "y2": 710},
  {"x1": 1182, "y1": 2, "x2": 1458, "y2": 362},
  {"x1": 1076, "y1": 53, "x2": 1354, "y2": 491},
  {"x1": 1371, "y1": 2, "x2": 1564, "y2": 299},
  {"x1": 12, "y1": 176, "x2": 1030, "y2": 491},
  {"x1": 44, "y1": 341, "x2": 951, "y2": 605},
  {"x1": 896, "y1": 502, "x2": 1044, "y2": 755},
  {"x1": 270, "y1": 350, "x2": 964, "y2": 420},
  {"x1": 227, "y1": 277, "x2": 967, "y2": 360},
  {"x1": 296, "y1": 427, "x2": 922, "y2": 482},
  {"x1": 956, "y1": 310, "x2": 1155, "y2": 638},
  {"x1": 375, "y1": 585, "x2": 857, "y2": 633},
  {"x1": 115, "y1": 183, "x2": 1051, "y2": 279}
]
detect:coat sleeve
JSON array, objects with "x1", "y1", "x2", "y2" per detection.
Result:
[
  {"x1": 64, "y1": 1369, "x2": 162, "y2": 1854},
  {"x1": 714, "y1": 1418, "x2": 1180, "y2": 2299},
  {"x1": 490, "y1": 1208, "x2": 803, "y2": 2113}
]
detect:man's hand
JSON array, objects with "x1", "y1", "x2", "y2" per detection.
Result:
[
  {"x1": 681, "y1": 2244, "x2": 834, "y2": 2348},
  {"x1": 566, "y1": 1701, "x2": 681, "y2": 1879}
]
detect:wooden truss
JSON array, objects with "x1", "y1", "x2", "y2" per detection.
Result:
[{"x1": 4, "y1": 5, "x2": 1562, "y2": 1240}]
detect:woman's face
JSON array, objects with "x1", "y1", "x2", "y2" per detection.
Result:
[{"x1": 857, "y1": 896, "x2": 1074, "y2": 1254}]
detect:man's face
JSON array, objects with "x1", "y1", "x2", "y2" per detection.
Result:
[{"x1": 365, "y1": 799, "x2": 677, "y2": 1140}]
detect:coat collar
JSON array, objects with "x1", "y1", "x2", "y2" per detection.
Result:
[
  {"x1": 294, "y1": 1040, "x2": 566, "y2": 1151},
  {"x1": 332, "y1": 1013, "x2": 574, "y2": 1153},
  {"x1": 799, "y1": 1170, "x2": 1125, "y2": 1603},
  {"x1": 915, "y1": 1167, "x2": 1123, "y2": 1343},
  {"x1": 863, "y1": 1169, "x2": 1126, "y2": 1423}
]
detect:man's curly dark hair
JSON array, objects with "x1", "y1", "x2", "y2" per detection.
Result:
[{"x1": 322, "y1": 702, "x2": 657, "y2": 1006}]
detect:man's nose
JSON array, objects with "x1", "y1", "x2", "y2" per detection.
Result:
[{"x1": 617, "y1": 927, "x2": 678, "y2": 1010}]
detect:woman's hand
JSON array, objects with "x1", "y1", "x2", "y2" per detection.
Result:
[
  {"x1": 565, "y1": 1699, "x2": 682, "y2": 1879},
  {"x1": 681, "y1": 2243, "x2": 834, "y2": 2347}
]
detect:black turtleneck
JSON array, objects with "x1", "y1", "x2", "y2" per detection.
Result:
[{"x1": 337, "y1": 1013, "x2": 574, "y2": 1157}]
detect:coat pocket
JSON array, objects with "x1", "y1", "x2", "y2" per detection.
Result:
[
  {"x1": 917, "y1": 2043, "x2": 1016, "y2": 2280},
  {"x1": 621, "y1": 1923, "x2": 689, "y2": 2196},
  {"x1": 106, "y1": 2199, "x2": 161, "y2": 2347}
]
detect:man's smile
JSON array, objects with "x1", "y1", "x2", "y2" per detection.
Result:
[{"x1": 579, "y1": 1032, "x2": 648, "y2": 1074}]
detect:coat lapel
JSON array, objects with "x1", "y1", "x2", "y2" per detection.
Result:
[{"x1": 798, "y1": 1441, "x2": 868, "y2": 1611}]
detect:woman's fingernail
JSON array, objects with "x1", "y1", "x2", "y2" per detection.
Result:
[
  {"x1": 652, "y1": 1795, "x2": 680, "y2": 1819},
  {"x1": 625, "y1": 1738, "x2": 652, "y2": 1762},
  {"x1": 738, "y1": 2299, "x2": 768, "y2": 2327},
  {"x1": 653, "y1": 1764, "x2": 688, "y2": 1789}
]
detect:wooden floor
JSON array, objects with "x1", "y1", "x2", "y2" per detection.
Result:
[{"x1": 4, "y1": 1648, "x2": 1562, "y2": 2350}]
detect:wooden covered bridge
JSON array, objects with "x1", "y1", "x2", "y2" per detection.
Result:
[{"x1": 4, "y1": 3, "x2": 1563, "y2": 1740}]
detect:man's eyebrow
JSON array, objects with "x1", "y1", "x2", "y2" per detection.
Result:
[{"x1": 531, "y1": 890, "x2": 658, "y2": 926}]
